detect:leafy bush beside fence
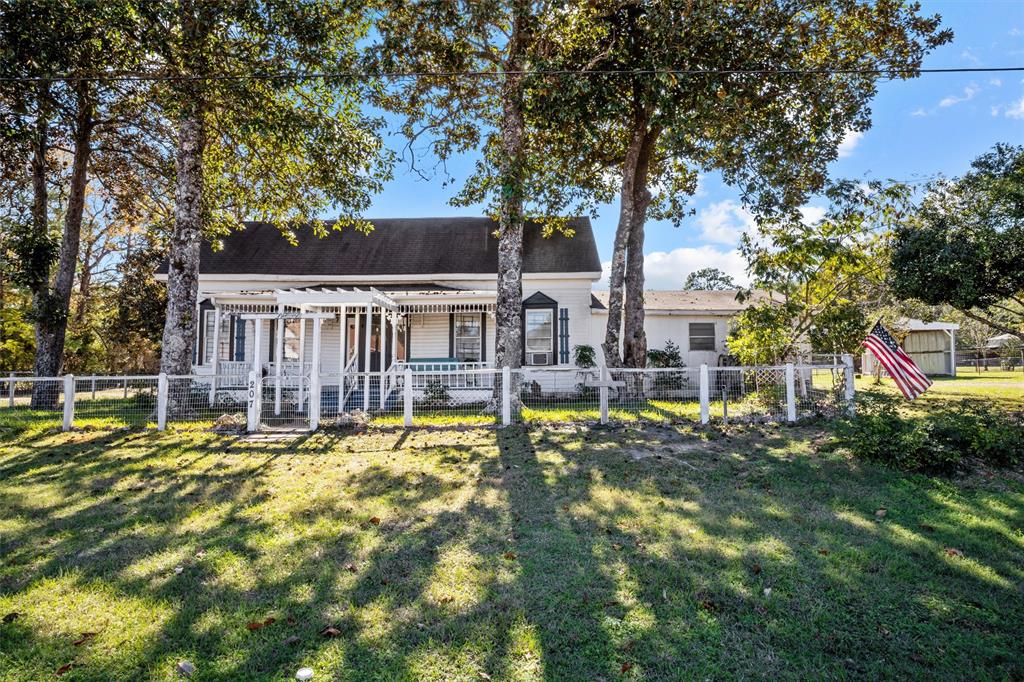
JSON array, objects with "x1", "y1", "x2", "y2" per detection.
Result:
[{"x1": 834, "y1": 394, "x2": 1024, "y2": 473}]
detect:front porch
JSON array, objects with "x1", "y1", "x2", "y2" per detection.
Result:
[{"x1": 195, "y1": 287, "x2": 499, "y2": 415}]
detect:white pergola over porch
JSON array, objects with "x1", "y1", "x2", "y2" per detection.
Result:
[{"x1": 200, "y1": 286, "x2": 497, "y2": 418}]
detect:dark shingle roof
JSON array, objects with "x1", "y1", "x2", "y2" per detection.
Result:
[{"x1": 161, "y1": 217, "x2": 601, "y2": 277}]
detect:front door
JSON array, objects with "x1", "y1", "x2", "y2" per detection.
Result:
[{"x1": 346, "y1": 312, "x2": 388, "y2": 372}]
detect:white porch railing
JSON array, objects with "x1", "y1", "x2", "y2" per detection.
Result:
[{"x1": 394, "y1": 362, "x2": 496, "y2": 389}]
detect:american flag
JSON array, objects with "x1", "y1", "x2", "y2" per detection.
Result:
[{"x1": 862, "y1": 321, "x2": 933, "y2": 400}]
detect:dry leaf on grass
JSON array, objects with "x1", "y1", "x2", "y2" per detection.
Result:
[
  {"x1": 369, "y1": 516, "x2": 381, "y2": 526},
  {"x1": 945, "y1": 547, "x2": 964, "y2": 558},
  {"x1": 503, "y1": 551, "x2": 516, "y2": 560},
  {"x1": 319, "y1": 625, "x2": 342, "y2": 637},
  {"x1": 73, "y1": 632, "x2": 98, "y2": 646}
]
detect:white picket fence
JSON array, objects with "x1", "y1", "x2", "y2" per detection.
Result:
[{"x1": 0, "y1": 356, "x2": 855, "y2": 432}]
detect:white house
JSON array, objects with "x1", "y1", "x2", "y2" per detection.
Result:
[
  {"x1": 590, "y1": 289, "x2": 772, "y2": 368},
  {"x1": 155, "y1": 217, "x2": 756, "y2": 410}
]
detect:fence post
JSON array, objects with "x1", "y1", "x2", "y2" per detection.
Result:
[
  {"x1": 157, "y1": 373, "x2": 168, "y2": 431},
  {"x1": 785, "y1": 363, "x2": 796, "y2": 422},
  {"x1": 501, "y1": 366, "x2": 511, "y2": 426},
  {"x1": 403, "y1": 367, "x2": 413, "y2": 427},
  {"x1": 7, "y1": 372, "x2": 14, "y2": 408},
  {"x1": 699, "y1": 364, "x2": 709, "y2": 424},
  {"x1": 599, "y1": 366, "x2": 609, "y2": 425},
  {"x1": 91, "y1": 376, "x2": 96, "y2": 400},
  {"x1": 246, "y1": 371, "x2": 259, "y2": 432},
  {"x1": 842, "y1": 353, "x2": 856, "y2": 416},
  {"x1": 62, "y1": 374, "x2": 75, "y2": 431}
]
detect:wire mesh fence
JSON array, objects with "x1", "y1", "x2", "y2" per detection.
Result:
[
  {"x1": 72, "y1": 376, "x2": 159, "y2": 428},
  {"x1": 795, "y1": 366, "x2": 850, "y2": 419},
  {"x1": 955, "y1": 347, "x2": 1023, "y2": 372},
  {"x1": 165, "y1": 375, "x2": 250, "y2": 429},
  {"x1": 0, "y1": 360, "x2": 854, "y2": 433},
  {"x1": 257, "y1": 374, "x2": 311, "y2": 429},
  {"x1": 710, "y1": 366, "x2": 789, "y2": 422},
  {"x1": 517, "y1": 367, "x2": 600, "y2": 423},
  {"x1": 404, "y1": 369, "x2": 500, "y2": 426},
  {"x1": 0, "y1": 377, "x2": 66, "y2": 433}
]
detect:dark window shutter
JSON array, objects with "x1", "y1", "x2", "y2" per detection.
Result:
[
  {"x1": 558, "y1": 308, "x2": 569, "y2": 364},
  {"x1": 448, "y1": 313, "x2": 455, "y2": 358},
  {"x1": 480, "y1": 313, "x2": 487, "y2": 362},
  {"x1": 235, "y1": 318, "x2": 247, "y2": 361}
]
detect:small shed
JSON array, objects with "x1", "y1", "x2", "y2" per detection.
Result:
[{"x1": 862, "y1": 318, "x2": 959, "y2": 377}]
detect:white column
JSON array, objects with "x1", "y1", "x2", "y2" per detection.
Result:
[
  {"x1": 699, "y1": 364, "x2": 709, "y2": 424},
  {"x1": 785, "y1": 362, "x2": 797, "y2": 422},
  {"x1": 252, "y1": 318, "x2": 263, "y2": 376},
  {"x1": 297, "y1": 313, "x2": 306, "y2": 410},
  {"x1": 842, "y1": 353, "x2": 856, "y2": 416},
  {"x1": 949, "y1": 329, "x2": 957, "y2": 377},
  {"x1": 391, "y1": 312, "x2": 399, "y2": 364},
  {"x1": 246, "y1": 371, "x2": 259, "y2": 432},
  {"x1": 274, "y1": 305, "x2": 284, "y2": 416},
  {"x1": 363, "y1": 303, "x2": 372, "y2": 411},
  {"x1": 403, "y1": 366, "x2": 413, "y2": 427},
  {"x1": 379, "y1": 305, "x2": 387, "y2": 409},
  {"x1": 338, "y1": 305, "x2": 347, "y2": 414},
  {"x1": 157, "y1": 373, "x2": 168, "y2": 431},
  {"x1": 62, "y1": 374, "x2": 75, "y2": 431},
  {"x1": 310, "y1": 317, "x2": 322, "y2": 430},
  {"x1": 209, "y1": 306, "x2": 221, "y2": 405},
  {"x1": 7, "y1": 372, "x2": 14, "y2": 408}
]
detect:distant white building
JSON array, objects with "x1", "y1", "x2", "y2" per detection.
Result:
[{"x1": 862, "y1": 318, "x2": 959, "y2": 377}]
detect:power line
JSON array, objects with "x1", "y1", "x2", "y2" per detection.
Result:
[{"x1": 1, "y1": 65, "x2": 1022, "y2": 84}]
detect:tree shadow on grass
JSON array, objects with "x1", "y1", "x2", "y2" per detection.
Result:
[{"x1": 0, "y1": 424, "x2": 1021, "y2": 679}]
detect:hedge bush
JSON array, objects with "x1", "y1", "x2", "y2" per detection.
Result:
[{"x1": 836, "y1": 395, "x2": 1024, "y2": 473}]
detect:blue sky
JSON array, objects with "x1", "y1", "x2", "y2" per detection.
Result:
[{"x1": 363, "y1": 0, "x2": 1023, "y2": 289}]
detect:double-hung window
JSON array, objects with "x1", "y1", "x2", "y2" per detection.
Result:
[
  {"x1": 202, "y1": 310, "x2": 232, "y2": 365},
  {"x1": 525, "y1": 309, "x2": 553, "y2": 361},
  {"x1": 454, "y1": 313, "x2": 482, "y2": 362},
  {"x1": 688, "y1": 322, "x2": 716, "y2": 351}
]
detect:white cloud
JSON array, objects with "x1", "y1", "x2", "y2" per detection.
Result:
[
  {"x1": 837, "y1": 129, "x2": 864, "y2": 158},
  {"x1": 1005, "y1": 96, "x2": 1024, "y2": 119},
  {"x1": 694, "y1": 200, "x2": 757, "y2": 245},
  {"x1": 596, "y1": 246, "x2": 749, "y2": 290},
  {"x1": 799, "y1": 205, "x2": 827, "y2": 225},
  {"x1": 988, "y1": 78, "x2": 1002, "y2": 87},
  {"x1": 991, "y1": 105, "x2": 1001, "y2": 117},
  {"x1": 910, "y1": 107, "x2": 930, "y2": 117},
  {"x1": 960, "y1": 49, "x2": 981, "y2": 66},
  {"x1": 1010, "y1": 27, "x2": 1021, "y2": 37},
  {"x1": 939, "y1": 83, "x2": 980, "y2": 108}
]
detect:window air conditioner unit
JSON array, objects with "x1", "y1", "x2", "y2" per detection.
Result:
[{"x1": 530, "y1": 352, "x2": 550, "y2": 366}]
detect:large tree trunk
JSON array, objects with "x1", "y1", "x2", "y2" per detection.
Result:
[
  {"x1": 603, "y1": 122, "x2": 659, "y2": 368},
  {"x1": 159, "y1": 110, "x2": 205, "y2": 377},
  {"x1": 27, "y1": 85, "x2": 56, "y2": 408},
  {"x1": 32, "y1": 89, "x2": 94, "y2": 406},
  {"x1": 492, "y1": 8, "x2": 527, "y2": 402},
  {"x1": 623, "y1": 211, "x2": 647, "y2": 367},
  {"x1": 622, "y1": 128, "x2": 659, "y2": 369}
]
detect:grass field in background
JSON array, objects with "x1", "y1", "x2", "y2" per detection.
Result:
[{"x1": 1, "y1": 377, "x2": 1022, "y2": 680}]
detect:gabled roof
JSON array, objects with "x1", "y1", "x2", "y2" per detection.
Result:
[
  {"x1": 591, "y1": 289, "x2": 770, "y2": 314},
  {"x1": 159, "y1": 217, "x2": 602, "y2": 278}
]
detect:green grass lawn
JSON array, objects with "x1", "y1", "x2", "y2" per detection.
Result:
[
  {"x1": 1, "y1": 400, "x2": 1023, "y2": 680},
  {"x1": 856, "y1": 370, "x2": 1023, "y2": 412}
]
